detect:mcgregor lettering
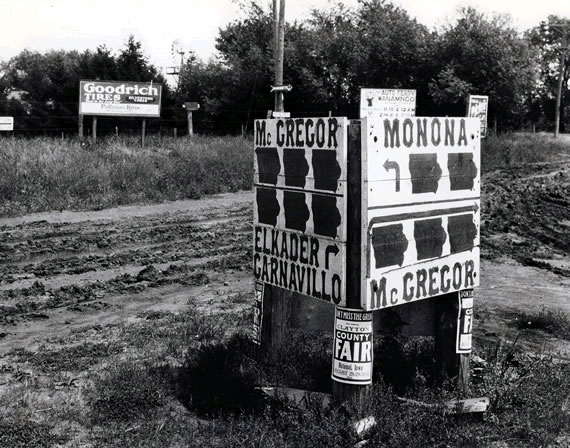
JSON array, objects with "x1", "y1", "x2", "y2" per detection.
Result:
[{"x1": 369, "y1": 258, "x2": 477, "y2": 309}]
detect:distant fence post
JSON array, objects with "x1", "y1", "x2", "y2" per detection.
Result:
[
  {"x1": 92, "y1": 116, "x2": 97, "y2": 143},
  {"x1": 141, "y1": 119, "x2": 146, "y2": 148},
  {"x1": 78, "y1": 113, "x2": 84, "y2": 138}
]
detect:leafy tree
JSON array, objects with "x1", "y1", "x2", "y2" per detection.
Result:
[
  {"x1": 431, "y1": 7, "x2": 539, "y2": 127},
  {"x1": 526, "y1": 16, "x2": 570, "y2": 131},
  {"x1": 0, "y1": 36, "x2": 174, "y2": 134}
]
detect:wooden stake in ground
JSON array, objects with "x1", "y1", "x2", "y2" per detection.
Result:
[{"x1": 435, "y1": 291, "x2": 471, "y2": 392}]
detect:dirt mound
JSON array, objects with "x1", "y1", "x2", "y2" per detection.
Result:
[{"x1": 481, "y1": 161, "x2": 570, "y2": 276}]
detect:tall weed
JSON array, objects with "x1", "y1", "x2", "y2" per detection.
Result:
[{"x1": 0, "y1": 134, "x2": 252, "y2": 216}]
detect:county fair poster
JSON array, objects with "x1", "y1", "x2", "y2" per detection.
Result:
[{"x1": 79, "y1": 80, "x2": 162, "y2": 117}]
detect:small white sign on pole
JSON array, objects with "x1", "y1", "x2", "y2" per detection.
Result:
[
  {"x1": 0, "y1": 117, "x2": 14, "y2": 131},
  {"x1": 360, "y1": 88, "x2": 416, "y2": 119},
  {"x1": 466, "y1": 95, "x2": 489, "y2": 138},
  {"x1": 456, "y1": 289, "x2": 474, "y2": 353}
]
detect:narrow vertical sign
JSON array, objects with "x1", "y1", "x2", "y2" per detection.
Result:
[
  {"x1": 332, "y1": 308, "x2": 373, "y2": 384},
  {"x1": 252, "y1": 282, "x2": 264, "y2": 345},
  {"x1": 466, "y1": 95, "x2": 489, "y2": 138},
  {"x1": 456, "y1": 289, "x2": 474, "y2": 353}
]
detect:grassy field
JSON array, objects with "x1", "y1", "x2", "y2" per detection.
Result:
[
  {"x1": 0, "y1": 131, "x2": 568, "y2": 217},
  {"x1": 1, "y1": 302, "x2": 568, "y2": 447},
  {"x1": 0, "y1": 135, "x2": 252, "y2": 217}
]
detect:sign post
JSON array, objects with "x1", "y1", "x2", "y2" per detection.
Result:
[{"x1": 184, "y1": 102, "x2": 200, "y2": 136}]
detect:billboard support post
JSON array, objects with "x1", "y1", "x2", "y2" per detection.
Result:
[
  {"x1": 187, "y1": 111, "x2": 193, "y2": 136},
  {"x1": 78, "y1": 113, "x2": 84, "y2": 138},
  {"x1": 141, "y1": 119, "x2": 146, "y2": 148},
  {"x1": 92, "y1": 116, "x2": 97, "y2": 143}
]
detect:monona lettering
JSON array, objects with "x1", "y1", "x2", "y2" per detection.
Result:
[{"x1": 383, "y1": 118, "x2": 469, "y2": 148}]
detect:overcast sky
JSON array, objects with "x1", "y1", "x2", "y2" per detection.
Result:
[{"x1": 1, "y1": 0, "x2": 569, "y2": 76}]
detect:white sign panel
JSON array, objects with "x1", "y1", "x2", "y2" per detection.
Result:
[
  {"x1": 254, "y1": 117, "x2": 348, "y2": 306},
  {"x1": 467, "y1": 95, "x2": 489, "y2": 138},
  {"x1": 332, "y1": 308, "x2": 373, "y2": 385},
  {"x1": 252, "y1": 281, "x2": 264, "y2": 345},
  {"x1": 360, "y1": 88, "x2": 416, "y2": 119},
  {"x1": 363, "y1": 117, "x2": 481, "y2": 310},
  {"x1": 0, "y1": 117, "x2": 14, "y2": 131},
  {"x1": 456, "y1": 289, "x2": 474, "y2": 353}
]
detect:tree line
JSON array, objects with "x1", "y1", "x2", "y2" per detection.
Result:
[{"x1": 0, "y1": 0, "x2": 568, "y2": 136}]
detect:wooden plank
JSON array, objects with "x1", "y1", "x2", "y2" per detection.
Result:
[
  {"x1": 260, "y1": 284, "x2": 292, "y2": 349},
  {"x1": 435, "y1": 292, "x2": 470, "y2": 391},
  {"x1": 366, "y1": 117, "x2": 480, "y2": 209},
  {"x1": 290, "y1": 293, "x2": 436, "y2": 336}
]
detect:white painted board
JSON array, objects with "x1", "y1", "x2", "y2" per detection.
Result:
[
  {"x1": 467, "y1": 95, "x2": 489, "y2": 138},
  {"x1": 254, "y1": 117, "x2": 348, "y2": 306},
  {"x1": 0, "y1": 117, "x2": 14, "y2": 131},
  {"x1": 362, "y1": 117, "x2": 481, "y2": 311}
]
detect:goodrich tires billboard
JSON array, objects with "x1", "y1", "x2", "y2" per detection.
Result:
[{"x1": 79, "y1": 80, "x2": 162, "y2": 117}]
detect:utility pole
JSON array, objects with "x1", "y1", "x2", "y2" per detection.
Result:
[
  {"x1": 546, "y1": 21, "x2": 569, "y2": 138},
  {"x1": 273, "y1": 0, "x2": 286, "y2": 113}
]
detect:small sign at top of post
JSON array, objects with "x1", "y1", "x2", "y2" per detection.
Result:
[
  {"x1": 0, "y1": 117, "x2": 14, "y2": 131},
  {"x1": 184, "y1": 102, "x2": 200, "y2": 111}
]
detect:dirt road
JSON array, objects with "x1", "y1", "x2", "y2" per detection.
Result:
[{"x1": 0, "y1": 178, "x2": 568, "y2": 359}]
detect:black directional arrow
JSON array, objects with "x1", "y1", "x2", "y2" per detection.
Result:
[
  {"x1": 383, "y1": 159, "x2": 400, "y2": 192},
  {"x1": 325, "y1": 244, "x2": 340, "y2": 270}
]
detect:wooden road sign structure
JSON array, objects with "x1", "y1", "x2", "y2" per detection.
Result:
[{"x1": 253, "y1": 116, "x2": 481, "y2": 405}]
